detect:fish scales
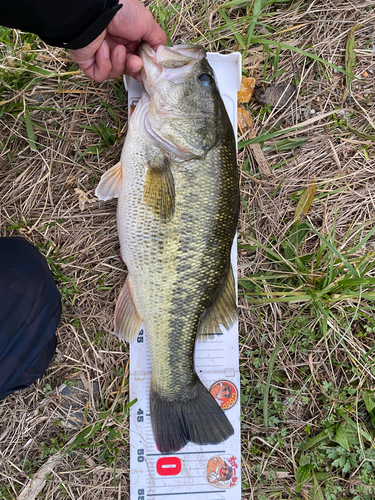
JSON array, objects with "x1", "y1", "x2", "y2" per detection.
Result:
[
  {"x1": 120, "y1": 125, "x2": 237, "y2": 396},
  {"x1": 96, "y1": 43, "x2": 239, "y2": 453}
]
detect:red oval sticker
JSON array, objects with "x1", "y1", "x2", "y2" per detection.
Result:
[{"x1": 156, "y1": 456, "x2": 182, "y2": 476}]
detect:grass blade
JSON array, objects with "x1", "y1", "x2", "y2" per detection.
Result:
[
  {"x1": 26, "y1": 64, "x2": 55, "y2": 76},
  {"x1": 305, "y1": 222, "x2": 359, "y2": 278},
  {"x1": 251, "y1": 37, "x2": 355, "y2": 78},
  {"x1": 343, "y1": 24, "x2": 361, "y2": 103},
  {"x1": 24, "y1": 110, "x2": 37, "y2": 151},
  {"x1": 245, "y1": 0, "x2": 263, "y2": 48},
  {"x1": 219, "y1": 9, "x2": 246, "y2": 50},
  {"x1": 300, "y1": 426, "x2": 332, "y2": 453},
  {"x1": 347, "y1": 224, "x2": 375, "y2": 255},
  {"x1": 293, "y1": 181, "x2": 316, "y2": 226},
  {"x1": 238, "y1": 109, "x2": 343, "y2": 149},
  {"x1": 337, "y1": 408, "x2": 372, "y2": 442}
]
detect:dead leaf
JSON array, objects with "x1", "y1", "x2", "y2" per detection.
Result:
[
  {"x1": 308, "y1": 352, "x2": 318, "y2": 384},
  {"x1": 254, "y1": 84, "x2": 296, "y2": 107},
  {"x1": 74, "y1": 188, "x2": 94, "y2": 211},
  {"x1": 238, "y1": 107, "x2": 254, "y2": 130},
  {"x1": 263, "y1": 470, "x2": 292, "y2": 478},
  {"x1": 328, "y1": 139, "x2": 342, "y2": 171},
  {"x1": 242, "y1": 50, "x2": 265, "y2": 69},
  {"x1": 343, "y1": 24, "x2": 362, "y2": 104},
  {"x1": 238, "y1": 76, "x2": 256, "y2": 103},
  {"x1": 294, "y1": 181, "x2": 316, "y2": 225},
  {"x1": 238, "y1": 107, "x2": 271, "y2": 176}
]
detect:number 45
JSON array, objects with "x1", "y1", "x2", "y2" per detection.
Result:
[{"x1": 137, "y1": 408, "x2": 144, "y2": 422}]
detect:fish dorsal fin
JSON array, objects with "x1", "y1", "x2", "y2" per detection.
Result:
[
  {"x1": 95, "y1": 161, "x2": 122, "y2": 201},
  {"x1": 143, "y1": 156, "x2": 175, "y2": 220},
  {"x1": 114, "y1": 275, "x2": 142, "y2": 342},
  {"x1": 198, "y1": 263, "x2": 237, "y2": 342}
]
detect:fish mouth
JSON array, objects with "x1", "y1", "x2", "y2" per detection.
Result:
[
  {"x1": 140, "y1": 42, "x2": 206, "y2": 69},
  {"x1": 139, "y1": 43, "x2": 206, "y2": 94}
]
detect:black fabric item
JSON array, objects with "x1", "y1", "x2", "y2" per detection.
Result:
[
  {"x1": 0, "y1": 0, "x2": 122, "y2": 49},
  {"x1": 0, "y1": 237, "x2": 61, "y2": 400}
]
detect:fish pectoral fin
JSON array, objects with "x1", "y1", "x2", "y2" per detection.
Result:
[
  {"x1": 114, "y1": 276, "x2": 142, "y2": 342},
  {"x1": 95, "y1": 161, "x2": 122, "y2": 201},
  {"x1": 198, "y1": 263, "x2": 238, "y2": 342},
  {"x1": 143, "y1": 156, "x2": 175, "y2": 220}
]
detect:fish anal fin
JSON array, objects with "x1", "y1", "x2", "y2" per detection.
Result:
[
  {"x1": 95, "y1": 161, "x2": 122, "y2": 201},
  {"x1": 198, "y1": 264, "x2": 237, "y2": 342},
  {"x1": 143, "y1": 156, "x2": 175, "y2": 220},
  {"x1": 114, "y1": 276, "x2": 142, "y2": 342}
]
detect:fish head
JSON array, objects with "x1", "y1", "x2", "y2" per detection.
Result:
[{"x1": 139, "y1": 43, "x2": 227, "y2": 159}]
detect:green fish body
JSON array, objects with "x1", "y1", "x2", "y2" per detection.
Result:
[{"x1": 96, "y1": 43, "x2": 239, "y2": 453}]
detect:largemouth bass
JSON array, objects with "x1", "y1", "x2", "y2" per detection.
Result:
[{"x1": 96, "y1": 43, "x2": 239, "y2": 454}]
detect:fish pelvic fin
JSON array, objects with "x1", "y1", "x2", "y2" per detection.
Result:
[
  {"x1": 143, "y1": 156, "x2": 175, "y2": 220},
  {"x1": 95, "y1": 161, "x2": 122, "y2": 201},
  {"x1": 150, "y1": 377, "x2": 234, "y2": 454},
  {"x1": 198, "y1": 262, "x2": 238, "y2": 342},
  {"x1": 114, "y1": 275, "x2": 142, "y2": 342}
]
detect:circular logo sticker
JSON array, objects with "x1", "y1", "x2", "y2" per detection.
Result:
[
  {"x1": 209, "y1": 380, "x2": 238, "y2": 410},
  {"x1": 206, "y1": 455, "x2": 239, "y2": 489}
]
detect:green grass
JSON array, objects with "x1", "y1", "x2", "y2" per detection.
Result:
[
  {"x1": 239, "y1": 209, "x2": 375, "y2": 497},
  {"x1": 239, "y1": 218, "x2": 375, "y2": 307}
]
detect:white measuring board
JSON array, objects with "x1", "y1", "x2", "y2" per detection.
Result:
[{"x1": 124, "y1": 51, "x2": 242, "y2": 500}]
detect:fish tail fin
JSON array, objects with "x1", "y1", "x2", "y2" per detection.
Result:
[{"x1": 150, "y1": 377, "x2": 234, "y2": 454}]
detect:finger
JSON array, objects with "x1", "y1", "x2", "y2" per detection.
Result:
[
  {"x1": 108, "y1": 1, "x2": 167, "y2": 50},
  {"x1": 71, "y1": 40, "x2": 112, "y2": 82},
  {"x1": 108, "y1": 45, "x2": 126, "y2": 79},
  {"x1": 90, "y1": 40, "x2": 112, "y2": 82},
  {"x1": 141, "y1": 13, "x2": 167, "y2": 50},
  {"x1": 124, "y1": 54, "x2": 143, "y2": 78},
  {"x1": 106, "y1": 35, "x2": 140, "y2": 54}
]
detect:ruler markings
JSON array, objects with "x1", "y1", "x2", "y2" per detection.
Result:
[
  {"x1": 146, "y1": 449, "x2": 226, "y2": 457},
  {"x1": 146, "y1": 491, "x2": 225, "y2": 497}
]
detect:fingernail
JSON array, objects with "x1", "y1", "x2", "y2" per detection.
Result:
[
  {"x1": 116, "y1": 46, "x2": 126, "y2": 63},
  {"x1": 102, "y1": 40, "x2": 110, "y2": 59}
]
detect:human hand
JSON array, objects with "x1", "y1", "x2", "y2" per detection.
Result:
[{"x1": 70, "y1": 0, "x2": 166, "y2": 82}]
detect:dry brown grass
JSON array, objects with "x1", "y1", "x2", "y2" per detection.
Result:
[{"x1": 1, "y1": 0, "x2": 375, "y2": 498}]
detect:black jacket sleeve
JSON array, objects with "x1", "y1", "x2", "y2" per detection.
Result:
[{"x1": 0, "y1": 0, "x2": 122, "y2": 49}]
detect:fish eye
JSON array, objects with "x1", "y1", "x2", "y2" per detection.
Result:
[{"x1": 198, "y1": 73, "x2": 213, "y2": 87}]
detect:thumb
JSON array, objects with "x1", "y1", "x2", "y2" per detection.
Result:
[
  {"x1": 71, "y1": 40, "x2": 112, "y2": 83},
  {"x1": 142, "y1": 13, "x2": 167, "y2": 50}
]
